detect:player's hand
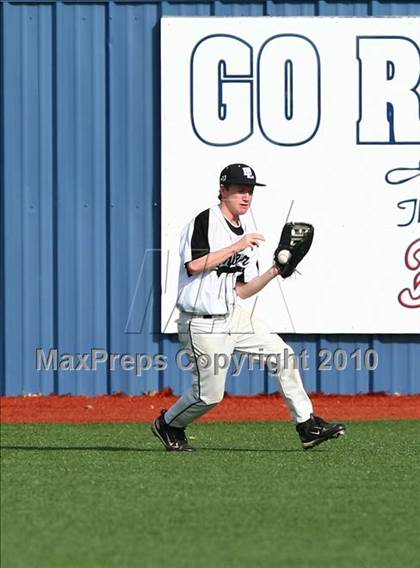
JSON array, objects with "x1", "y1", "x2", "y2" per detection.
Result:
[
  {"x1": 233, "y1": 233, "x2": 265, "y2": 252},
  {"x1": 271, "y1": 263, "x2": 282, "y2": 276}
]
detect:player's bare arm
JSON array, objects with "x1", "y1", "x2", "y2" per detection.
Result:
[
  {"x1": 235, "y1": 265, "x2": 280, "y2": 300},
  {"x1": 186, "y1": 233, "x2": 265, "y2": 275}
]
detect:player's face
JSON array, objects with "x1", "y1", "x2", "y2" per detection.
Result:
[{"x1": 222, "y1": 184, "x2": 254, "y2": 216}]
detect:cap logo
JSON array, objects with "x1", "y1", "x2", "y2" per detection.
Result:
[
  {"x1": 242, "y1": 166, "x2": 254, "y2": 179},
  {"x1": 220, "y1": 174, "x2": 227, "y2": 182}
]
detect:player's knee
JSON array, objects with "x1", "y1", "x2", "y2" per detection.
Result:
[
  {"x1": 274, "y1": 342, "x2": 295, "y2": 357},
  {"x1": 200, "y1": 391, "x2": 225, "y2": 405},
  {"x1": 265, "y1": 338, "x2": 295, "y2": 358},
  {"x1": 284, "y1": 344, "x2": 295, "y2": 357}
]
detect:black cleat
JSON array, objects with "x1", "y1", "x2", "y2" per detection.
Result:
[
  {"x1": 151, "y1": 409, "x2": 195, "y2": 452},
  {"x1": 296, "y1": 414, "x2": 346, "y2": 450}
]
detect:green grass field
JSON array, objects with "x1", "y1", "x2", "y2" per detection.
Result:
[{"x1": 1, "y1": 421, "x2": 419, "y2": 568}]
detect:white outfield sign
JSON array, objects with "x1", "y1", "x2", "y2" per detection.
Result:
[{"x1": 160, "y1": 17, "x2": 420, "y2": 334}]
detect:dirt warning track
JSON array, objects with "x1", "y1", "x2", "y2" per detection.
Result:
[{"x1": 1, "y1": 392, "x2": 419, "y2": 423}]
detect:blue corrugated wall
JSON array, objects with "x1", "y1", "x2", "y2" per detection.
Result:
[{"x1": 1, "y1": 0, "x2": 419, "y2": 396}]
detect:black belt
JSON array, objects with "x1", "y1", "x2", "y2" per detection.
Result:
[
  {"x1": 182, "y1": 312, "x2": 226, "y2": 319},
  {"x1": 202, "y1": 314, "x2": 222, "y2": 319},
  {"x1": 191, "y1": 314, "x2": 225, "y2": 319}
]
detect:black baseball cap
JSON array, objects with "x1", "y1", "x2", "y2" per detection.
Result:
[{"x1": 219, "y1": 163, "x2": 266, "y2": 187}]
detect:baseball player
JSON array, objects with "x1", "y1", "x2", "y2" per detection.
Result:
[{"x1": 152, "y1": 163, "x2": 346, "y2": 451}]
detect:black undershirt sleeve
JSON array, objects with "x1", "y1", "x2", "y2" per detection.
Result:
[
  {"x1": 185, "y1": 209, "x2": 210, "y2": 276},
  {"x1": 190, "y1": 209, "x2": 210, "y2": 260}
]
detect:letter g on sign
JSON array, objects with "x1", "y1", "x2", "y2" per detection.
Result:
[{"x1": 191, "y1": 34, "x2": 253, "y2": 146}]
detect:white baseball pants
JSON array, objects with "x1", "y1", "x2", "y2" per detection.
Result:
[{"x1": 164, "y1": 305, "x2": 313, "y2": 428}]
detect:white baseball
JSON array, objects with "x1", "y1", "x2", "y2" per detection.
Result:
[{"x1": 277, "y1": 250, "x2": 291, "y2": 264}]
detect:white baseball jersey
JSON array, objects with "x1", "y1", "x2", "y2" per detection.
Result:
[{"x1": 177, "y1": 205, "x2": 259, "y2": 315}]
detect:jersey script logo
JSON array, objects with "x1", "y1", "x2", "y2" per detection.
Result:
[{"x1": 216, "y1": 252, "x2": 250, "y2": 277}]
